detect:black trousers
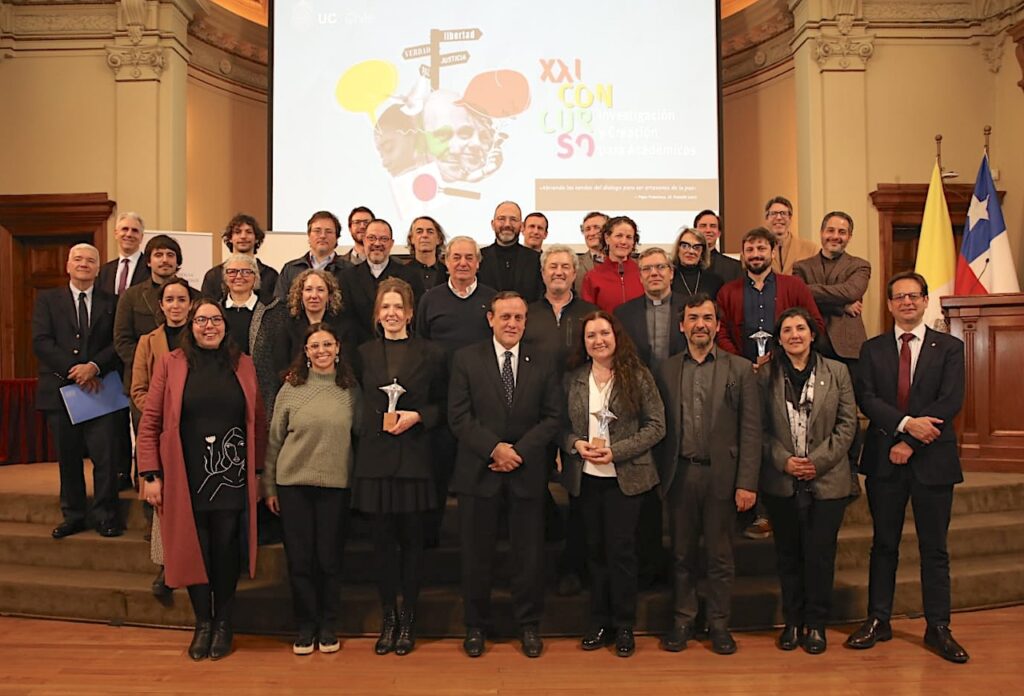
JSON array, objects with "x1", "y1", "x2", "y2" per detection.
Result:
[
  {"x1": 635, "y1": 489, "x2": 667, "y2": 585},
  {"x1": 459, "y1": 484, "x2": 545, "y2": 630},
  {"x1": 865, "y1": 467, "x2": 954, "y2": 626},
  {"x1": 278, "y1": 485, "x2": 349, "y2": 631},
  {"x1": 668, "y1": 463, "x2": 736, "y2": 630},
  {"x1": 372, "y1": 511, "x2": 425, "y2": 611},
  {"x1": 763, "y1": 494, "x2": 848, "y2": 629},
  {"x1": 578, "y1": 474, "x2": 644, "y2": 629},
  {"x1": 47, "y1": 407, "x2": 121, "y2": 526},
  {"x1": 557, "y1": 494, "x2": 587, "y2": 579},
  {"x1": 187, "y1": 508, "x2": 242, "y2": 623}
]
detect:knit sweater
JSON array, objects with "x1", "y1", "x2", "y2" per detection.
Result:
[{"x1": 263, "y1": 369, "x2": 362, "y2": 496}]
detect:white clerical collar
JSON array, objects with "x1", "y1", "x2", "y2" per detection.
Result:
[
  {"x1": 225, "y1": 294, "x2": 258, "y2": 310},
  {"x1": 367, "y1": 258, "x2": 389, "y2": 278}
]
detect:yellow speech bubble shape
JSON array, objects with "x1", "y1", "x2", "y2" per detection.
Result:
[{"x1": 336, "y1": 60, "x2": 398, "y2": 124}]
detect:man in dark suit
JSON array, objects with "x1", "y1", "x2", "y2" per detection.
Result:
[
  {"x1": 478, "y1": 201, "x2": 544, "y2": 303},
  {"x1": 200, "y1": 213, "x2": 279, "y2": 303},
  {"x1": 846, "y1": 271, "x2": 969, "y2": 663},
  {"x1": 448, "y1": 291, "x2": 562, "y2": 659},
  {"x1": 656, "y1": 293, "x2": 760, "y2": 654},
  {"x1": 274, "y1": 210, "x2": 352, "y2": 300},
  {"x1": 340, "y1": 218, "x2": 425, "y2": 346},
  {"x1": 97, "y1": 212, "x2": 149, "y2": 296},
  {"x1": 32, "y1": 244, "x2": 124, "y2": 538},
  {"x1": 694, "y1": 210, "x2": 743, "y2": 284},
  {"x1": 614, "y1": 247, "x2": 687, "y2": 372}
]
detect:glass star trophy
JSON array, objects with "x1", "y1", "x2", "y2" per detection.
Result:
[
  {"x1": 380, "y1": 378, "x2": 406, "y2": 430},
  {"x1": 750, "y1": 329, "x2": 773, "y2": 366},
  {"x1": 591, "y1": 405, "x2": 617, "y2": 448}
]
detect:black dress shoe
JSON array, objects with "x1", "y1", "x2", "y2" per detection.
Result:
[
  {"x1": 615, "y1": 628, "x2": 635, "y2": 657},
  {"x1": 777, "y1": 624, "x2": 803, "y2": 651},
  {"x1": 375, "y1": 607, "x2": 398, "y2": 655},
  {"x1": 520, "y1": 625, "x2": 543, "y2": 658},
  {"x1": 52, "y1": 520, "x2": 86, "y2": 539},
  {"x1": 97, "y1": 519, "x2": 123, "y2": 538},
  {"x1": 395, "y1": 609, "x2": 416, "y2": 656},
  {"x1": 710, "y1": 629, "x2": 737, "y2": 655},
  {"x1": 844, "y1": 617, "x2": 892, "y2": 649},
  {"x1": 661, "y1": 624, "x2": 695, "y2": 652},
  {"x1": 151, "y1": 567, "x2": 171, "y2": 598},
  {"x1": 209, "y1": 620, "x2": 233, "y2": 660},
  {"x1": 463, "y1": 628, "x2": 485, "y2": 658},
  {"x1": 803, "y1": 627, "x2": 827, "y2": 654},
  {"x1": 581, "y1": 627, "x2": 612, "y2": 651},
  {"x1": 188, "y1": 621, "x2": 213, "y2": 660},
  {"x1": 924, "y1": 624, "x2": 969, "y2": 664}
]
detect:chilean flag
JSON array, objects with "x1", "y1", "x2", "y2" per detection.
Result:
[{"x1": 955, "y1": 153, "x2": 1020, "y2": 295}]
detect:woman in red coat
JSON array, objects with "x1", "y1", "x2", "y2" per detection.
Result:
[
  {"x1": 137, "y1": 299, "x2": 266, "y2": 661},
  {"x1": 581, "y1": 216, "x2": 644, "y2": 314}
]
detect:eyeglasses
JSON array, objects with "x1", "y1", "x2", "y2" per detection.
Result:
[
  {"x1": 307, "y1": 340, "x2": 338, "y2": 351},
  {"x1": 678, "y1": 241, "x2": 706, "y2": 252},
  {"x1": 193, "y1": 316, "x2": 225, "y2": 326},
  {"x1": 364, "y1": 235, "x2": 392, "y2": 244},
  {"x1": 224, "y1": 268, "x2": 255, "y2": 278},
  {"x1": 891, "y1": 292, "x2": 925, "y2": 303},
  {"x1": 639, "y1": 263, "x2": 670, "y2": 274},
  {"x1": 767, "y1": 210, "x2": 792, "y2": 218},
  {"x1": 309, "y1": 228, "x2": 336, "y2": 237},
  {"x1": 350, "y1": 219, "x2": 372, "y2": 228}
]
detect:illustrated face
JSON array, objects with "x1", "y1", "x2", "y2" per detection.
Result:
[
  {"x1": 887, "y1": 278, "x2": 928, "y2": 327},
  {"x1": 224, "y1": 261, "x2": 256, "y2": 296},
  {"x1": 766, "y1": 202, "x2": 793, "y2": 239},
  {"x1": 694, "y1": 213, "x2": 720, "y2": 247},
  {"x1": 605, "y1": 222, "x2": 636, "y2": 262},
  {"x1": 820, "y1": 215, "x2": 852, "y2": 257},
  {"x1": 67, "y1": 246, "x2": 100, "y2": 284},
  {"x1": 114, "y1": 217, "x2": 143, "y2": 256},
  {"x1": 638, "y1": 252, "x2": 672, "y2": 296},
  {"x1": 542, "y1": 251, "x2": 576, "y2": 295},
  {"x1": 680, "y1": 300, "x2": 719, "y2": 351},
  {"x1": 377, "y1": 290, "x2": 410, "y2": 335},
  {"x1": 192, "y1": 303, "x2": 226, "y2": 349},
  {"x1": 159, "y1": 283, "x2": 191, "y2": 327},
  {"x1": 364, "y1": 220, "x2": 394, "y2": 264},
  {"x1": 491, "y1": 202, "x2": 523, "y2": 245},
  {"x1": 583, "y1": 317, "x2": 616, "y2": 362},
  {"x1": 445, "y1": 239, "x2": 480, "y2": 283},
  {"x1": 349, "y1": 211, "x2": 373, "y2": 245},
  {"x1": 307, "y1": 216, "x2": 339, "y2": 257},
  {"x1": 301, "y1": 274, "x2": 329, "y2": 315},
  {"x1": 488, "y1": 297, "x2": 527, "y2": 349},
  {"x1": 149, "y1": 247, "x2": 179, "y2": 280},
  {"x1": 741, "y1": 238, "x2": 774, "y2": 275},
  {"x1": 522, "y1": 215, "x2": 548, "y2": 250},
  {"x1": 779, "y1": 315, "x2": 813, "y2": 358},
  {"x1": 411, "y1": 218, "x2": 441, "y2": 254},
  {"x1": 581, "y1": 215, "x2": 607, "y2": 252},
  {"x1": 677, "y1": 231, "x2": 706, "y2": 268},
  {"x1": 425, "y1": 96, "x2": 495, "y2": 181},
  {"x1": 229, "y1": 223, "x2": 257, "y2": 254},
  {"x1": 305, "y1": 329, "x2": 339, "y2": 371}
]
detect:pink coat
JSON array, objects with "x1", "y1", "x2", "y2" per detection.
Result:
[{"x1": 136, "y1": 349, "x2": 266, "y2": 588}]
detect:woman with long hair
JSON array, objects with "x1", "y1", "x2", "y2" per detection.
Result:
[
  {"x1": 276, "y1": 268, "x2": 357, "y2": 374},
  {"x1": 560, "y1": 310, "x2": 665, "y2": 657}
]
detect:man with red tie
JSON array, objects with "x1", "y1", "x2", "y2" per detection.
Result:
[{"x1": 847, "y1": 271, "x2": 968, "y2": 663}]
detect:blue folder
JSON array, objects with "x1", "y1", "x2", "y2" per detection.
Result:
[{"x1": 59, "y1": 371, "x2": 130, "y2": 425}]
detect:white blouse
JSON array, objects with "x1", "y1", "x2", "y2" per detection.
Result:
[{"x1": 584, "y1": 371, "x2": 617, "y2": 478}]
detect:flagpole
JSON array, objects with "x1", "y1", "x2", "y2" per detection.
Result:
[
  {"x1": 983, "y1": 125, "x2": 991, "y2": 158},
  {"x1": 935, "y1": 134, "x2": 943, "y2": 172}
]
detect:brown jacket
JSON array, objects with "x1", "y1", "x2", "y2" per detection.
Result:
[
  {"x1": 773, "y1": 234, "x2": 818, "y2": 276},
  {"x1": 130, "y1": 326, "x2": 170, "y2": 411},
  {"x1": 792, "y1": 251, "x2": 870, "y2": 359}
]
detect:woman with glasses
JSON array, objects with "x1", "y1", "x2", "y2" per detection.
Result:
[
  {"x1": 671, "y1": 227, "x2": 724, "y2": 299},
  {"x1": 137, "y1": 299, "x2": 266, "y2": 661}
]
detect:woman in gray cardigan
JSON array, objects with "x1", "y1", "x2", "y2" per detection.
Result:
[
  {"x1": 560, "y1": 310, "x2": 665, "y2": 657},
  {"x1": 760, "y1": 307, "x2": 857, "y2": 655}
]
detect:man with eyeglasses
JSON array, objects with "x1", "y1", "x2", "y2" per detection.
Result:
[
  {"x1": 275, "y1": 210, "x2": 352, "y2": 301},
  {"x1": 764, "y1": 196, "x2": 817, "y2": 275},
  {"x1": 341, "y1": 206, "x2": 374, "y2": 265},
  {"x1": 201, "y1": 214, "x2": 279, "y2": 303},
  {"x1": 846, "y1": 271, "x2": 968, "y2": 664},
  {"x1": 478, "y1": 201, "x2": 544, "y2": 303},
  {"x1": 693, "y1": 210, "x2": 742, "y2": 284},
  {"x1": 340, "y1": 218, "x2": 425, "y2": 346}
]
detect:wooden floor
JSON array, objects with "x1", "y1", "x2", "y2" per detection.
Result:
[{"x1": 1, "y1": 608, "x2": 1022, "y2": 695}]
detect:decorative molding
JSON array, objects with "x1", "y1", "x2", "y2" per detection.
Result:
[
  {"x1": 722, "y1": 28, "x2": 794, "y2": 84},
  {"x1": 119, "y1": 0, "x2": 148, "y2": 45},
  {"x1": 862, "y1": 1, "x2": 975, "y2": 22},
  {"x1": 188, "y1": 34, "x2": 265, "y2": 91},
  {"x1": 106, "y1": 43, "x2": 164, "y2": 80},
  {"x1": 721, "y1": 0, "x2": 794, "y2": 59},
  {"x1": 1010, "y1": 18, "x2": 1024, "y2": 92},
  {"x1": 189, "y1": 13, "x2": 266, "y2": 64},
  {"x1": 814, "y1": 24, "x2": 875, "y2": 70},
  {"x1": 11, "y1": 12, "x2": 116, "y2": 34}
]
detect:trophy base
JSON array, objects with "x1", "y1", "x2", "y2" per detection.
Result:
[
  {"x1": 383, "y1": 412, "x2": 399, "y2": 429},
  {"x1": 590, "y1": 437, "x2": 606, "y2": 448}
]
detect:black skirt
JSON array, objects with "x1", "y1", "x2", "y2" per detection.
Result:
[{"x1": 351, "y1": 477, "x2": 437, "y2": 514}]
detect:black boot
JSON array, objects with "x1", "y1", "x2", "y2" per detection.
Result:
[
  {"x1": 395, "y1": 608, "x2": 416, "y2": 656},
  {"x1": 374, "y1": 606, "x2": 398, "y2": 655},
  {"x1": 209, "y1": 619, "x2": 233, "y2": 660},
  {"x1": 188, "y1": 621, "x2": 212, "y2": 660}
]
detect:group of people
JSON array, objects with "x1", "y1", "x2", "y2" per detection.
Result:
[{"x1": 31, "y1": 197, "x2": 968, "y2": 666}]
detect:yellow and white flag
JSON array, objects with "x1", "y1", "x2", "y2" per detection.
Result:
[{"x1": 914, "y1": 160, "x2": 956, "y2": 330}]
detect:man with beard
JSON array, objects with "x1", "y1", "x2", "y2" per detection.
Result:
[
  {"x1": 274, "y1": 210, "x2": 352, "y2": 300},
  {"x1": 575, "y1": 211, "x2": 607, "y2": 295},
  {"x1": 693, "y1": 210, "x2": 742, "y2": 284},
  {"x1": 405, "y1": 215, "x2": 448, "y2": 290},
  {"x1": 764, "y1": 196, "x2": 817, "y2": 275},
  {"x1": 341, "y1": 206, "x2": 374, "y2": 265},
  {"x1": 478, "y1": 201, "x2": 544, "y2": 303},
  {"x1": 201, "y1": 214, "x2": 279, "y2": 303}
]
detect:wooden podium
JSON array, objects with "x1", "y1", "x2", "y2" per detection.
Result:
[{"x1": 943, "y1": 293, "x2": 1024, "y2": 473}]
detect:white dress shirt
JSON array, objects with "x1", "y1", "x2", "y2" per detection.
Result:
[
  {"x1": 115, "y1": 251, "x2": 143, "y2": 294},
  {"x1": 895, "y1": 321, "x2": 927, "y2": 433},
  {"x1": 225, "y1": 293, "x2": 258, "y2": 310},
  {"x1": 449, "y1": 278, "x2": 479, "y2": 299},
  {"x1": 492, "y1": 337, "x2": 520, "y2": 385},
  {"x1": 584, "y1": 371, "x2": 617, "y2": 477}
]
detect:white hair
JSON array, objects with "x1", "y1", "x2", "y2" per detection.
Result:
[
  {"x1": 446, "y1": 235, "x2": 480, "y2": 258},
  {"x1": 222, "y1": 252, "x2": 261, "y2": 290},
  {"x1": 540, "y1": 244, "x2": 579, "y2": 272},
  {"x1": 115, "y1": 211, "x2": 145, "y2": 232},
  {"x1": 67, "y1": 243, "x2": 100, "y2": 261}
]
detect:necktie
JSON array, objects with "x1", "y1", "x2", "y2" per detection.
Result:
[
  {"x1": 77, "y1": 291, "x2": 90, "y2": 359},
  {"x1": 897, "y1": 332, "x2": 913, "y2": 412},
  {"x1": 501, "y1": 350, "x2": 514, "y2": 406},
  {"x1": 117, "y1": 257, "x2": 130, "y2": 295}
]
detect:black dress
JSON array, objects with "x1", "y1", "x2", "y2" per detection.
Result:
[
  {"x1": 351, "y1": 337, "x2": 437, "y2": 514},
  {"x1": 180, "y1": 348, "x2": 248, "y2": 511}
]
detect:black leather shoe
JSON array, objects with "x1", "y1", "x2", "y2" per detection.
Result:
[
  {"x1": 777, "y1": 624, "x2": 803, "y2": 651},
  {"x1": 209, "y1": 620, "x2": 233, "y2": 660},
  {"x1": 615, "y1": 628, "x2": 635, "y2": 657},
  {"x1": 375, "y1": 607, "x2": 398, "y2": 655},
  {"x1": 520, "y1": 625, "x2": 543, "y2": 658},
  {"x1": 844, "y1": 617, "x2": 892, "y2": 649},
  {"x1": 581, "y1": 627, "x2": 612, "y2": 651},
  {"x1": 151, "y1": 567, "x2": 171, "y2": 598},
  {"x1": 97, "y1": 519, "x2": 123, "y2": 538},
  {"x1": 803, "y1": 627, "x2": 827, "y2": 654},
  {"x1": 395, "y1": 609, "x2": 416, "y2": 656},
  {"x1": 52, "y1": 520, "x2": 86, "y2": 539},
  {"x1": 661, "y1": 624, "x2": 695, "y2": 652},
  {"x1": 463, "y1": 628, "x2": 485, "y2": 658},
  {"x1": 710, "y1": 629, "x2": 737, "y2": 655},
  {"x1": 924, "y1": 624, "x2": 969, "y2": 664},
  {"x1": 188, "y1": 621, "x2": 212, "y2": 660}
]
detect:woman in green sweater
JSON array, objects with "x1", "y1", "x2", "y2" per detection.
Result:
[{"x1": 264, "y1": 322, "x2": 361, "y2": 655}]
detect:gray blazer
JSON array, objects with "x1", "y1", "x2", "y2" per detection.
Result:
[
  {"x1": 560, "y1": 363, "x2": 665, "y2": 497},
  {"x1": 759, "y1": 354, "x2": 857, "y2": 500}
]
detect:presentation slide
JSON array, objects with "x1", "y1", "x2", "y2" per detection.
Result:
[{"x1": 271, "y1": 0, "x2": 721, "y2": 247}]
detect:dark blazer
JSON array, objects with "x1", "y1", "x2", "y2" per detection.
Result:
[
  {"x1": 98, "y1": 256, "x2": 148, "y2": 296},
  {"x1": 201, "y1": 258, "x2": 279, "y2": 304},
  {"x1": 716, "y1": 273, "x2": 826, "y2": 357},
  {"x1": 760, "y1": 354, "x2": 858, "y2": 499},
  {"x1": 522, "y1": 294, "x2": 597, "y2": 375},
  {"x1": 613, "y1": 292, "x2": 687, "y2": 369},
  {"x1": 856, "y1": 328, "x2": 964, "y2": 486},
  {"x1": 559, "y1": 364, "x2": 664, "y2": 497},
  {"x1": 478, "y1": 243, "x2": 544, "y2": 303},
  {"x1": 340, "y1": 258, "x2": 425, "y2": 346},
  {"x1": 32, "y1": 286, "x2": 119, "y2": 411},
  {"x1": 354, "y1": 337, "x2": 447, "y2": 480},
  {"x1": 274, "y1": 253, "x2": 352, "y2": 301},
  {"x1": 792, "y1": 252, "x2": 871, "y2": 360},
  {"x1": 655, "y1": 349, "x2": 761, "y2": 500},
  {"x1": 709, "y1": 250, "x2": 743, "y2": 285},
  {"x1": 448, "y1": 340, "x2": 562, "y2": 499}
]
